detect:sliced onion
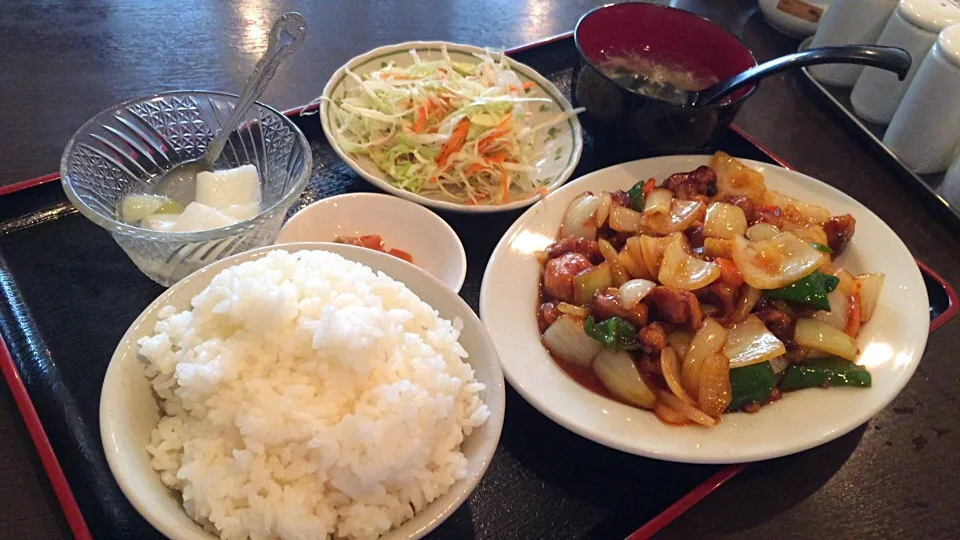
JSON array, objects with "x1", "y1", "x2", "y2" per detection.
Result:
[
  {"x1": 759, "y1": 190, "x2": 831, "y2": 224},
  {"x1": 640, "y1": 233, "x2": 684, "y2": 277},
  {"x1": 643, "y1": 187, "x2": 672, "y2": 215},
  {"x1": 597, "y1": 238, "x2": 619, "y2": 263},
  {"x1": 794, "y1": 318, "x2": 858, "y2": 361},
  {"x1": 703, "y1": 202, "x2": 747, "y2": 239},
  {"x1": 834, "y1": 268, "x2": 857, "y2": 296},
  {"x1": 618, "y1": 247, "x2": 652, "y2": 279},
  {"x1": 723, "y1": 314, "x2": 786, "y2": 368},
  {"x1": 609, "y1": 205, "x2": 645, "y2": 233},
  {"x1": 557, "y1": 302, "x2": 590, "y2": 318},
  {"x1": 681, "y1": 317, "x2": 727, "y2": 399},
  {"x1": 857, "y1": 273, "x2": 885, "y2": 322},
  {"x1": 729, "y1": 284, "x2": 761, "y2": 324},
  {"x1": 654, "y1": 401, "x2": 691, "y2": 425},
  {"x1": 619, "y1": 279, "x2": 657, "y2": 309},
  {"x1": 658, "y1": 236, "x2": 721, "y2": 291},
  {"x1": 593, "y1": 349, "x2": 657, "y2": 408},
  {"x1": 561, "y1": 192, "x2": 599, "y2": 240},
  {"x1": 788, "y1": 223, "x2": 829, "y2": 246},
  {"x1": 732, "y1": 232, "x2": 829, "y2": 290},
  {"x1": 667, "y1": 330, "x2": 694, "y2": 360},
  {"x1": 596, "y1": 191, "x2": 613, "y2": 228},
  {"x1": 710, "y1": 151, "x2": 766, "y2": 200},
  {"x1": 642, "y1": 199, "x2": 705, "y2": 235},
  {"x1": 541, "y1": 315, "x2": 602, "y2": 367},
  {"x1": 812, "y1": 289, "x2": 849, "y2": 330},
  {"x1": 661, "y1": 347, "x2": 695, "y2": 405},
  {"x1": 573, "y1": 262, "x2": 612, "y2": 305},
  {"x1": 769, "y1": 356, "x2": 790, "y2": 374},
  {"x1": 658, "y1": 390, "x2": 715, "y2": 427},
  {"x1": 698, "y1": 353, "x2": 732, "y2": 417},
  {"x1": 745, "y1": 223, "x2": 780, "y2": 242},
  {"x1": 703, "y1": 238, "x2": 734, "y2": 259}
]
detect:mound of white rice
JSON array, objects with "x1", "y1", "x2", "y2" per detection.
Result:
[{"x1": 140, "y1": 250, "x2": 489, "y2": 540}]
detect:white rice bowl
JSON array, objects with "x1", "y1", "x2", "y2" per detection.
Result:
[{"x1": 137, "y1": 250, "x2": 490, "y2": 540}]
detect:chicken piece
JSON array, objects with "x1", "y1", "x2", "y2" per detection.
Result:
[
  {"x1": 696, "y1": 282, "x2": 737, "y2": 321},
  {"x1": 638, "y1": 321, "x2": 668, "y2": 355},
  {"x1": 538, "y1": 301, "x2": 561, "y2": 332},
  {"x1": 542, "y1": 252, "x2": 594, "y2": 303},
  {"x1": 591, "y1": 287, "x2": 649, "y2": 327},
  {"x1": 823, "y1": 214, "x2": 856, "y2": 255},
  {"x1": 546, "y1": 236, "x2": 602, "y2": 263},
  {"x1": 644, "y1": 286, "x2": 704, "y2": 330},
  {"x1": 665, "y1": 166, "x2": 718, "y2": 200}
]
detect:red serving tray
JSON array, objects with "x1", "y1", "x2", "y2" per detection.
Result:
[{"x1": 1, "y1": 32, "x2": 956, "y2": 540}]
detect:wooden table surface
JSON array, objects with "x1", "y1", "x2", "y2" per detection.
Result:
[{"x1": 2, "y1": 1, "x2": 959, "y2": 539}]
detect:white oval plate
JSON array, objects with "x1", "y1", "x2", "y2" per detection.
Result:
[
  {"x1": 319, "y1": 41, "x2": 583, "y2": 213},
  {"x1": 276, "y1": 193, "x2": 467, "y2": 292},
  {"x1": 102, "y1": 242, "x2": 505, "y2": 540},
  {"x1": 480, "y1": 155, "x2": 929, "y2": 464}
]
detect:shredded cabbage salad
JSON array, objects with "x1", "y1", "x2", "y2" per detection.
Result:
[{"x1": 311, "y1": 45, "x2": 582, "y2": 205}]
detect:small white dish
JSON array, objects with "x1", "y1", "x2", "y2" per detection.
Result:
[
  {"x1": 275, "y1": 193, "x2": 467, "y2": 292},
  {"x1": 101, "y1": 242, "x2": 505, "y2": 540},
  {"x1": 480, "y1": 155, "x2": 929, "y2": 464},
  {"x1": 318, "y1": 41, "x2": 584, "y2": 214}
]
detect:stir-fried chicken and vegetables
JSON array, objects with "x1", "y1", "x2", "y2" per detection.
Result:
[{"x1": 537, "y1": 153, "x2": 884, "y2": 427}]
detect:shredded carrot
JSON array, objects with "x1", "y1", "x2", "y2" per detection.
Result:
[
  {"x1": 715, "y1": 258, "x2": 744, "y2": 288},
  {"x1": 465, "y1": 163, "x2": 486, "y2": 176},
  {"x1": 436, "y1": 119, "x2": 471, "y2": 167},
  {"x1": 413, "y1": 106, "x2": 428, "y2": 133},
  {"x1": 642, "y1": 178, "x2": 656, "y2": 196},
  {"x1": 477, "y1": 126, "x2": 513, "y2": 154},
  {"x1": 428, "y1": 165, "x2": 451, "y2": 184},
  {"x1": 507, "y1": 81, "x2": 537, "y2": 92},
  {"x1": 845, "y1": 291, "x2": 862, "y2": 338}
]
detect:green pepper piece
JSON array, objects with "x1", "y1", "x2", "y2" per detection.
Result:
[
  {"x1": 764, "y1": 271, "x2": 840, "y2": 311},
  {"x1": 811, "y1": 242, "x2": 833, "y2": 254},
  {"x1": 780, "y1": 356, "x2": 871, "y2": 391},
  {"x1": 727, "y1": 361, "x2": 775, "y2": 411},
  {"x1": 627, "y1": 180, "x2": 646, "y2": 212},
  {"x1": 584, "y1": 316, "x2": 640, "y2": 351}
]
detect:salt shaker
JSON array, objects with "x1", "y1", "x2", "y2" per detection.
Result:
[
  {"x1": 809, "y1": 0, "x2": 899, "y2": 87},
  {"x1": 884, "y1": 24, "x2": 960, "y2": 173},
  {"x1": 849, "y1": 0, "x2": 960, "y2": 125}
]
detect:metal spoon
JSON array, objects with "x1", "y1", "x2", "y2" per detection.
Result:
[
  {"x1": 159, "y1": 12, "x2": 307, "y2": 193},
  {"x1": 688, "y1": 45, "x2": 911, "y2": 107}
]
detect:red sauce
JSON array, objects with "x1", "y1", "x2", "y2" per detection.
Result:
[{"x1": 334, "y1": 235, "x2": 414, "y2": 263}]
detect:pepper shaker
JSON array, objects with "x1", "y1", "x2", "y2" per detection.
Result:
[
  {"x1": 884, "y1": 24, "x2": 960, "y2": 173},
  {"x1": 849, "y1": 0, "x2": 960, "y2": 125},
  {"x1": 809, "y1": 0, "x2": 899, "y2": 87}
]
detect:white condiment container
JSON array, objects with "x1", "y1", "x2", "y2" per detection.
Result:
[
  {"x1": 849, "y1": 0, "x2": 960, "y2": 125},
  {"x1": 883, "y1": 24, "x2": 960, "y2": 173},
  {"x1": 809, "y1": 0, "x2": 899, "y2": 87}
]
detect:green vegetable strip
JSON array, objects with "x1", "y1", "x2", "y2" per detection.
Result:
[
  {"x1": 780, "y1": 356, "x2": 871, "y2": 391},
  {"x1": 627, "y1": 180, "x2": 646, "y2": 212},
  {"x1": 584, "y1": 316, "x2": 640, "y2": 351},
  {"x1": 764, "y1": 271, "x2": 840, "y2": 311},
  {"x1": 727, "y1": 361, "x2": 775, "y2": 411},
  {"x1": 811, "y1": 242, "x2": 833, "y2": 254}
]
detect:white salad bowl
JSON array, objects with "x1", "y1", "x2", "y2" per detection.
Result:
[
  {"x1": 318, "y1": 41, "x2": 583, "y2": 213},
  {"x1": 101, "y1": 242, "x2": 506, "y2": 540},
  {"x1": 480, "y1": 155, "x2": 929, "y2": 464},
  {"x1": 275, "y1": 193, "x2": 467, "y2": 292}
]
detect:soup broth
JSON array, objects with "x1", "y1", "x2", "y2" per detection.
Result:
[{"x1": 597, "y1": 51, "x2": 719, "y2": 104}]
